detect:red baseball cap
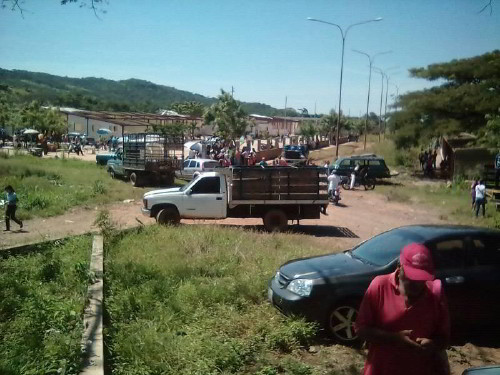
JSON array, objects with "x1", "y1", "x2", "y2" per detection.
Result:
[{"x1": 400, "y1": 243, "x2": 435, "y2": 281}]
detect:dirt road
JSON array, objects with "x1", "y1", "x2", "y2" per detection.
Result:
[{"x1": 1, "y1": 186, "x2": 441, "y2": 250}]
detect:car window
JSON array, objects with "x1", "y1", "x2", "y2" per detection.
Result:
[
  {"x1": 203, "y1": 161, "x2": 219, "y2": 169},
  {"x1": 369, "y1": 160, "x2": 381, "y2": 166},
  {"x1": 340, "y1": 159, "x2": 351, "y2": 166},
  {"x1": 191, "y1": 176, "x2": 220, "y2": 194},
  {"x1": 430, "y1": 239, "x2": 465, "y2": 269},
  {"x1": 183, "y1": 160, "x2": 190, "y2": 168},
  {"x1": 195, "y1": 162, "x2": 200, "y2": 168},
  {"x1": 352, "y1": 229, "x2": 426, "y2": 266},
  {"x1": 467, "y1": 237, "x2": 500, "y2": 266},
  {"x1": 188, "y1": 160, "x2": 196, "y2": 168}
]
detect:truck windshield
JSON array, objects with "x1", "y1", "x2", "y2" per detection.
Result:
[{"x1": 179, "y1": 178, "x2": 197, "y2": 192}]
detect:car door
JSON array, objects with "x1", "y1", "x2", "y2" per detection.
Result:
[
  {"x1": 183, "y1": 176, "x2": 225, "y2": 218},
  {"x1": 462, "y1": 236, "x2": 500, "y2": 328},
  {"x1": 183, "y1": 160, "x2": 196, "y2": 179},
  {"x1": 428, "y1": 238, "x2": 468, "y2": 328},
  {"x1": 179, "y1": 160, "x2": 190, "y2": 179},
  {"x1": 114, "y1": 150, "x2": 125, "y2": 176}
]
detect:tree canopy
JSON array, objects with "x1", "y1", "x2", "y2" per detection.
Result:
[
  {"x1": 388, "y1": 50, "x2": 500, "y2": 149},
  {"x1": 204, "y1": 90, "x2": 249, "y2": 141}
]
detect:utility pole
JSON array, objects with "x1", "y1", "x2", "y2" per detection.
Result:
[{"x1": 231, "y1": 86, "x2": 234, "y2": 97}]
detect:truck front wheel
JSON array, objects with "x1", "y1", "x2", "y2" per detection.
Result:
[
  {"x1": 263, "y1": 209, "x2": 288, "y2": 232},
  {"x1": 156, "y1": 207, "x2": 181, "y2": 225}
]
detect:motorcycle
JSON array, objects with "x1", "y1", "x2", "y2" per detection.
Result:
[
  {"x1": 341, "y1": 174, "x2": 376, "y2": 190},
  {"x1": 329, "y1": 185, "x2": 341, "y2": 205}
]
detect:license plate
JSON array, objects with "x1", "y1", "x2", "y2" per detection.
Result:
[{"x1": 267, "y1": 287, "x2": 273, "y2": 303}]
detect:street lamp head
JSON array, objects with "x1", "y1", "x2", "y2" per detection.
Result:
[
  {"x1": 374, "y1": 17, "x2": 383, "y2": 21},
  {"x1": 307, "y1": 17, "x2": 317, "y2": 21}
]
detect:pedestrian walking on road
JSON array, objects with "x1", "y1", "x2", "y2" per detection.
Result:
[
  {"x1": 4, "y1": 185, "x2": 23, "y2": 231},
  {"x1": 475, "y1": 179, "x2": 487, "y2": 217}
]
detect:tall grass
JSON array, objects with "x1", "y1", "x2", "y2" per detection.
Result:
[
  {"x1": 105, "y1": 225, "x2": 361, "y2": 375},
  {"x1": 0, "y1": 155, "x2": 146, "y2": 219},
  {"x1": 0, "y1": 236, "x2": 91, "y2": 375}
]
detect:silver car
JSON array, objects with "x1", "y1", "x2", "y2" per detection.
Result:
[{"x1": 176, "y1": 158, "x2": 220, "y2": 180}]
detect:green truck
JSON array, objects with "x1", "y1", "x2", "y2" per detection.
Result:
[{"x1": 106, "y1": 133, "x2": 184, "y2": 187}]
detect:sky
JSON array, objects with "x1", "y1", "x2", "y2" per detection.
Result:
[{"x1": 1, "y1": 0, "x2": 499, "y2": 116}]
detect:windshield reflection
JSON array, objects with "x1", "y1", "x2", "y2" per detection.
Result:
[{"x1": 352, "y1": 229, "x2": 425, "y2": 267}]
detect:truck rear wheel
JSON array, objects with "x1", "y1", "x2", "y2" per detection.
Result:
[
  {"x1": 130, "y1": 172, "x2": 142, "y2": 187},
  {"x1": 263, "y1": 209, "x2": 288, "y2": 232},
  {"x1": 156, "y1": 207, "x2": 180, "y2": 225},
  {"x1": 162, "y1": 173, "x2": 175, "y2": 186}
]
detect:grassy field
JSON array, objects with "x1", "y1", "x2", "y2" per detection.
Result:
[
  {"x1": 104, "y1": 224, "x2": 364, "y2": 375},
  {"x1": 0, "y1": 154, "x2": 149, "y2": 220},
  {"x1": 0, "y1": 236, "x2": 91, "y2": 375}
]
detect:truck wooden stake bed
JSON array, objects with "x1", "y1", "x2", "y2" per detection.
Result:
[{"x1": 141, "y1": 166, "x2": 329, "y2": 232}]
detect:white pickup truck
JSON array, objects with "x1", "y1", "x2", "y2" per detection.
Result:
[{"x1": 141, "y1": 166, "x2": 329, "y2": 232}]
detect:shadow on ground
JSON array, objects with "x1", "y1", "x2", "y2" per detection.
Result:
[{"x1": 215, "y1": 224, "x2": 359, "y2": 239}]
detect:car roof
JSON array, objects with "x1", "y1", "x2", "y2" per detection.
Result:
[
  {"x1": 394, "y1": 224, "x2": 500, "y2": 240},
  {"x1": 187, "y1": 158, "x2": 216, "y2": 162},
  {"x1": 338, "y1": 154, "x2": 384, "y2": 161}
]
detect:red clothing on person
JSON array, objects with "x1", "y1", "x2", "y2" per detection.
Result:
[{"x1": 355, "y1": 271, "x2": 450, "y2": 375}]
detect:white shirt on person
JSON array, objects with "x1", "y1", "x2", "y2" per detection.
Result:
[{"x1": 475, "y1": 184, "x2": 486, "y2": 200}]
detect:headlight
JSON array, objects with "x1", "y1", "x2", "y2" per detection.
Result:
[{"x1": 286, "y1": 279, "x2": 313, "y2": 297}]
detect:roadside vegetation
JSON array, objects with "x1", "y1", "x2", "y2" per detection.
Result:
[
  {"x1": 104, "y1": 224, "x2": 364, "y2": 375},
  {"x1": 0, "y1": 154, "x2": 148, "y2": 220},
  {"x1": 0, "y1": 235, "x2": 91, "y2": 375}
]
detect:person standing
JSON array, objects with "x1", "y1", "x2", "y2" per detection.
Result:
[
  {"x1": 495, "y1": 151, "x2": 500, "y2": 188},
  {"x1": 355, "y1": 243, "x2": 450, "y2": 375},
  {"x1": 471, "y1": 178, "x2": 479, "y2": 210},
  {"x1": 4, "y1": 185, "x2": 23, "y2": 231},
  {"x1": 475, "y1": 179, "x2": 486, "y2": 217}
]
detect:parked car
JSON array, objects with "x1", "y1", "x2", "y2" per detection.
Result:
[
  {"x1": 85, "y1": 137, "x2": 96, "y2": 147},
  {"x1": 268, "y1": 225, "x2": 500, "y2": 345},
  {"x1": 330, "y1": 154, "x2": 391, "y2": 178},
  {"x1": 96, "y1": 148, "x2": 121, "y2": 166},
  {"x1": 283, "y1": 145, "x2": 309, "y2": 166},
  {"x1": 462, "y1": 366, "x2": 500, "y2": 374},
  {"x1": 175, "y1": 158, "x2": 220, "y2": 180}
]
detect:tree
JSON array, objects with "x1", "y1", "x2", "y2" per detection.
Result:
[
  {"x1": 319, "y1": 110, "x2": 337, "y2": 140},
  {"x1": 204, "y1": 90, "x2": 248, "y2": 141},
  {"x1": 152, "y1": 121, "x2": 186, "y2": 136},
  {"x1": 388, "y1": 50, "x2": 500, "y2": 149},
  {"x1": 298, "y1": 120, "x2": 317, "y2": 141},
  {"x1": 1, "y1": 0, "x2": 107, "y2": 17},
  {"x1": 169, "y1": 101, "x2": 205, "y2": 118}
]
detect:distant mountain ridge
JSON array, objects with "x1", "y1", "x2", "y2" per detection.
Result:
[{"x1": 0, "y1": 68, "x2": 289, "y2": 116}]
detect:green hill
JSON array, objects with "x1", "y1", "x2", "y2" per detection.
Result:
[{"x1": 0, "y1": 68, "x2": 291, "y2": 116}]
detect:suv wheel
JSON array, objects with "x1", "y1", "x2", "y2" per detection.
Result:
[{"x1": 326, "y1": 299, "x2": 361, "y2": 345}]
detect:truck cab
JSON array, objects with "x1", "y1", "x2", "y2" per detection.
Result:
[
  {"x1": 106, "y1": 148, "x2": 126, "y2": 179},
  {"x1": 142, "y1": 172, "x2": 228, "y2": 223}
]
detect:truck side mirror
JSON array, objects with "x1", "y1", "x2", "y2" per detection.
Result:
[{"x1": 186, "y1": 189, "x2": 192, "y2": 196}]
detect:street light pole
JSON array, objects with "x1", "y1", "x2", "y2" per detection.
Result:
[
  {"x1": 352, "y1": 49, "x2": 391, "y2": 150},
  {"x1": 374, "y1": 66, "x2": 398, "y2": 142},
  {"x1": 307, "y1": 16, "x2": 382, "y2": 158}
]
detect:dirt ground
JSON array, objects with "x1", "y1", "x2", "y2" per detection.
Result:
[{"x1": 2, "y1": 145, "x2": 499, "y2": 373}]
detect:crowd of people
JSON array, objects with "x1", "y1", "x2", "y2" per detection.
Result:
[{"x1": 418, "y1": 148, "x2": 438, "y2": 176}]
